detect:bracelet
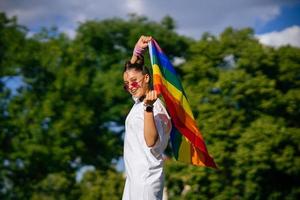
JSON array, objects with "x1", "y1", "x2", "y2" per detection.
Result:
[{"x1": 133, "y1": 45, "x2": 146, "y2": 57}]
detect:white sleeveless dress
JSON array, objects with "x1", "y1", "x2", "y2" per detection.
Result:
[{"x1": 122, "y1": 97, "x2": 171, "y2": 200}]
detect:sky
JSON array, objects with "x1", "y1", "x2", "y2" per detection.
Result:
[{"x1": 1, "y1": 0, "x2": 300, "y2": 47}]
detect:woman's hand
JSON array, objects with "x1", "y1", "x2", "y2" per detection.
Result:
[
  {"x1": 144, "y1": 90, "x2": 157, "y2": 106},
  {"x1": 131, "y1": 35, "x2": 152, "y2": 63},
  {"x1": 135, "y1": 35, "x2": 152, "y2": 51}
]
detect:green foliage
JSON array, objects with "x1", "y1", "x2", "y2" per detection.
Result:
[
  {"x1": 0, "y1": 12, "x2": 190, "y2": 199},
  {"x1": 165, "y1": 27, "x2": 300, "y2": 200},
  {"x1": 31, "y1": 172, "x2": 76, "y2": 200},
  {"x1": 0, "y1": 13, "x2": 27, "y2": 76},
  {"x1": 78, "y1": 170, "x2": 124, "y2": 200},
  {"x1": 1, "y1": 12, "x2": 299, "y2": 200}
]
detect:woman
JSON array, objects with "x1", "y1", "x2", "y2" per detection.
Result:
[{"x1": 122, "y1": 36, "x2": 172, "y2": 200}]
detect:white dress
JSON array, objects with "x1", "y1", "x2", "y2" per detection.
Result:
[{"x1": 122, "y1": 97, "x2": 172, "y2": 200}]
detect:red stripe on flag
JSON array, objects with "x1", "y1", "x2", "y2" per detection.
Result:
[{"x1": 154, "y1": 83, "x2": 216, "y2": 167}]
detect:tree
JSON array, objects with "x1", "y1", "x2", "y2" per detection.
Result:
[
  {"x1": 77, "y1": 169, "x2": 124, "y2": 200},
  {"x1": 165, "y1": 27, "x2": 300, "y2": 200},
  {"x1": 2, "y1": 11, "x2": 299, "y2": 199},
  {"x1": 0, "y1": 13, "x2": 190, "y2": 199}
]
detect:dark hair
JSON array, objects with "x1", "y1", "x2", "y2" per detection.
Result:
[
  {"x1": 123, "y1": 55, "x2": 152, "y2": 89},
  {"x1": 123, "y1": 55, "x2": 150, "y2": 75}
]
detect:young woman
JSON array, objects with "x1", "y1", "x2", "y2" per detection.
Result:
[{"x1": 122, "y1": 36, "x2": 172, "y2": 200}]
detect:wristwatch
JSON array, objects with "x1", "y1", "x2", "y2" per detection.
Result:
[{"x1": 144, "y1": 104, "x2": 153, "y2": 112}]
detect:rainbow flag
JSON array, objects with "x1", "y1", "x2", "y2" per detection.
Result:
[{"x1": 148, "y1": 39, "x2": 217, "y2": 168}]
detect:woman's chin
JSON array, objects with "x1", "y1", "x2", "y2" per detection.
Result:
[
  {"x1": 130, "y1": 88, "x2": 146, "y2": 98},
  {"x1": 132, "y1": 93, "x2": 141, "y2": 98},
  {"x1": 131, "y1": 91, "x2": 143, "y2": 98}
]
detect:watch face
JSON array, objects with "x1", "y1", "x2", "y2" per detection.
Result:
[{"x1": 145, "y1": 106, "x2": 153, "y2": 112}]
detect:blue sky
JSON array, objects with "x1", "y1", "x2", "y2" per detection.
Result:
[
  {"x1": 1, "y1": 0, "x2": 299, "y2": 47},
  {"x1": 255, "y1": 3, "x2": 300, "y2": 33}
]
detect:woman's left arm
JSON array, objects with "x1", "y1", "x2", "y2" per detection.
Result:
[{"x1": 143, "y1": 90, "x2": 159, "y2": 147}]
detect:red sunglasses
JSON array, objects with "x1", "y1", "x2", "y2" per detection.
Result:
[{"x1": 123, "y1": 78, "x2": 144, "y2": 91}]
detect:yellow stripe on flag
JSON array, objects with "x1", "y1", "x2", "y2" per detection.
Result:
[
  {"x1": 178, "y1": 136, "x2": 191, "y2": 163},
  {"x1": 153, "y1": 64, "x2": 194, "y2": 120}
]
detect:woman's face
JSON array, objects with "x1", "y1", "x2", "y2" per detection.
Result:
[{"x1": 123, "y1": 69, "x2": 149, "y2": 98}]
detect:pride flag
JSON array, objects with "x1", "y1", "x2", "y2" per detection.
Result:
[{"x1": 148, "y1": 39, "x2": 217, "y2": 168}]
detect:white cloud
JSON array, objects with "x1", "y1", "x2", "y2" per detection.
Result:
[
  {"x1": 259, "y1": 5, "x2": 280, "y2": 22},
  {"x1": 139, "y1": 0, "x2": 286, "y2": 38},
  {"x1": 0, "y1": 0, "x2": 299, "y2": 39},
  {"x1": 124, "y1": 0, "x2": 145, "y2": 15},
  {"x1": 257, "y1": 25, "x2": 300, "y2": 48}
]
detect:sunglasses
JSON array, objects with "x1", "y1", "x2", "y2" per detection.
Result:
[{"x1": 123, "y1": 78, "x2": 144, "y2": 91}]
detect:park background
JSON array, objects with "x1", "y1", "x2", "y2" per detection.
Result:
[{"x1": 1, "y1": 0, "x2": 300, "y2": 199}]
